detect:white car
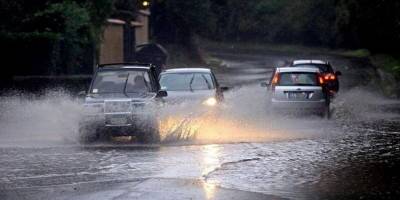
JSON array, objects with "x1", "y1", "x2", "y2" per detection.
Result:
[
  {"x1": 159, "y1": 68, "x2": 228, "y2": 106},
  {"x1": 261, "y1": 67, "x2": 331, "y2": 118}
]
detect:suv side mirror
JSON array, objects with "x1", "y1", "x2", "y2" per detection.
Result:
[
  {"x1": 78, "y1": 90, "x2": 86, "y2": 97},
  {"x1": 156, "y1": 90, "x2": 168, "y2": 98},
  {"x1": 220, "y1": 86, "x2": 230, "y2": 92},
  {"x1": 260, "y1": 81, "x2": 270, "y2": 87},
  {"x1": 335, "y1": 71, "x2": 342, "y2": 76}
]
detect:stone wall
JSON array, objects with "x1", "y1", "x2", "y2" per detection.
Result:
[
  {"x1": 99, "y1": 9, "x2": 150, "y2": 65},
  {"x1": 99, "y1": 19, "x2": 124, "y2": 64}
]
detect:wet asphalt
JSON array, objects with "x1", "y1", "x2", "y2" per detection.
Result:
[{"x1": 0, "y1": 50, "x2": 400, "y2": 200}]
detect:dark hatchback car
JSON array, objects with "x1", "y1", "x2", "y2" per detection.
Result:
[
  {"x1": 79, "y1": 63, "x2": 168, "y2": 143},
  {"x1": 290, "y1": 60, "x2": 341, "y2": 96}
]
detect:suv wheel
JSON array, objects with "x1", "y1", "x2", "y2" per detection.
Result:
[
  {"x1": 137, "y1": 120, "x2": 161, "y2": 143},
  {"x1": 78, "y1": 123, "x2": 99, "y2": 143}
]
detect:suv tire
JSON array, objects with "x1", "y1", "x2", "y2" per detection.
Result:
[{"x1": 78, "y1": 123, "x2": 99, "y2": 143}]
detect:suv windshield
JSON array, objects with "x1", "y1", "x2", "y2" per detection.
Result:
[
  {"x1": 91, "y1": 70, "x2": 151, "y2": 94},
  {"x1": 293, "y1": 64, "x2": 332, "y2": 73},
  {"x1": 278, "y1": 72, "x2": 318, "y2": 86},
  {"x1": 159, "y1": 73, "x2": 215, "y2": 91}
]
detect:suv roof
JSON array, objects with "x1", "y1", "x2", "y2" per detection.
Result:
[
  {"x1": 162, "y1": 68, "x2": 211, "y2": 73},
  {"x1": 276, "y1": 67, "x2": 320, "y2": 73},
  {"x1": 292, "y1": 60, "x2": 329, "y2": 65},
  {"x1": 98, "y1": 63, "x2": 155, "y2": 70}
]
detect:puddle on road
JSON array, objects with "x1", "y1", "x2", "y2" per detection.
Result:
[{"x1": 0, "y1": 85, "x2": 400, "y2": 199}]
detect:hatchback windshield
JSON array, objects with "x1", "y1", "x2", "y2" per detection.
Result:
[
  {"x1": 91, "y1": 70, "x2": 151, "y2": 94},
  {"x1": 278, "y1": 72, "x2": 318, "y2": 86},
  {"x1": 293, "y1": 64, "x2": 332, "y2": 73},
  {"x1": 159, "y1": 73, "x2": 215, "y2": 91}
]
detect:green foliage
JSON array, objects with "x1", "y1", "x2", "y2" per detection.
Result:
[
  {"x1": 34, "y1": 2, "x2": 91, "y2": 43},
  {"x1": 341, "y1": 49, "x2": 371, "y2": 58},
  {"x1": 34, "y1": 1, "x2": 93, "y2": 73},
  {"x1": 151, "y1": 0, "x2": 399, "y2": 53},
  {"x1": 205, "y1": 0, "x2": 337, "y2": 45},
  {"x1": 1, "y1": 0, "x2": 399, "y2": 76},
  {"x1": 113, "y1": 0, "x2": 138, "y2": 20},
  {"x1": 372, "y1": 55, "x2": 400, "y2": 78},
  {"x1": 151, "y1": 0, "x2": 214, "y2": 62},
  {"x1": 152, "y1": 0, "x2": 214, "y2": 44},
  {"x1": 335, "y1": 0, "x2": 400, "y2": 51},
  {"x1": 0, "y1": 0, "x2": 114, "y2": 75},
  {"x1": 0, "y1": 31, "x2": 61, "y2": 41},
  {"x1": 371, "y1": 54, "x2": 400, "y2": 96}
]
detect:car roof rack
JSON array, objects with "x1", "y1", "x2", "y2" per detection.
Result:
[
  {"x1": 292, "y1": 59, "x2": 329, "y2": 65},
  {"x1": 97, "y1": 62, "x2": 155, "y2": 68}
]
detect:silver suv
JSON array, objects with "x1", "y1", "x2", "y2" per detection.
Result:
[
  {"x1": 261, "y1": 67, "x2": 330, "y2": 118},
  {"x1": 79, "y1": 63, "x2": 168, "y2": 143}
]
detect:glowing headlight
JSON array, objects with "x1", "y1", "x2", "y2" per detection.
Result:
[
  {"x1": 203, "y1": 97, "x2": 217, "y2": 106},
  {"x1": 131, "y1": 102, "x2": 148, "y2": 113}
]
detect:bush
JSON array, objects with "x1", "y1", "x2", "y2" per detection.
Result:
[{"x1": 0, "y1": 0, "x2": 114, "y2": 77}]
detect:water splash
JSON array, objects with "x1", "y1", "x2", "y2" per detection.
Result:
[
  {"x1": 0, "y1": 89, "x2": 82, "y2": 147},
  {"x1": 159, "y1": 84, "x2": 337, "y2": 144},
  {"x1": 1, "y1": 85, "x2": 395, "y2": 147}
]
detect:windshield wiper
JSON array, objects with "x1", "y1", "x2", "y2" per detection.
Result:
[
  {"x1": 201, "y1": 74, "x2": 212, "y2": 89},
  {"x1": 123, "y1": 74, "x2": 130, "y2": 98},
  {"x1": 189, "y1": 74, "x2": 195, "y2": 92}
]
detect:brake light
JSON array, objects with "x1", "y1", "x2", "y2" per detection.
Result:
[
  {"x1": 272, "y1": 73, "x2": 279, "y2": 85},
  {"x1": 271, "y1": 73, "x2": 279, "y2": 91},
  {"x1": 319, "y1": 76, "x2": 325, "y2": 85},
  {"x1": 324, "y1": 73, "x2": 336, "y2": 80}
]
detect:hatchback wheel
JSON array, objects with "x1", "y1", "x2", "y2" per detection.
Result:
[
  {"x1": 137, "y1": 120, "x2": 161, "y2": 143},
  {"x1": 321, "y1": 105, "x2": 331, "y2": 119}
]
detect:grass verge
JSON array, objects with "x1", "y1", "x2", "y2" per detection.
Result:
[
  {"x1": 199, "y1": 39, "x2": 372, "y2": 58},
  {"x1": 370, "y1": 54, "x2": 400, "y2": 97},
  {"x1": 370, "y1": 54, "x2": 400, "y2": 79}
]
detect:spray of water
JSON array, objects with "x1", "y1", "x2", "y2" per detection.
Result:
[
  {"x1": 1, "y1": 85, "x2": 396, "y2": 147},
  {"x1": 0, "y1": 89, "x2": 82, "y2": 147},
  {"x1": 159, "y1": 84, "x2": 338, "y2": 144},
  {"x1": 334, "y1": 87, "x2": 400, "y2": 121}
]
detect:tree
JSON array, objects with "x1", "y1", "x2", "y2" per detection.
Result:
[
  {"x1": 0, "y1": 0, "x2": 114, "y2": 75},
  {"x1": 151, "y1": 0, "x2": 214, "y2": 61},
  {"x1": 335, "y1": 0, "x2": 400, "y2": 52}
]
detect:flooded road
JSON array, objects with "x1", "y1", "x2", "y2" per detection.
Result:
[{"x1": 1, "y1": 51, "x2": 400, "y2": 199}]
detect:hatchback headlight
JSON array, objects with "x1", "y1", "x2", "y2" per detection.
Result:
[{"x1": 202, "y1": 97, "x2": 217, "y2": 107}]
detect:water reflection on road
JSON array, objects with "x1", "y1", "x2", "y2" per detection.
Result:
[
  {"x1": 1, "y1": 86, "x2": 399, "y2": 200},
  {"x1": 1, "y1": 52, "x2": 400, "y2": 199}
]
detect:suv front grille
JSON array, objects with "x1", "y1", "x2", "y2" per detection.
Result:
[{"x1": 104, "y1": 101, "x2": 131, "y2": 113}]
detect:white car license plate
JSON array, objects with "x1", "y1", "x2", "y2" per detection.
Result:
[{"x1": 289, "y1": 92, "x2": 307, "y2": 99}]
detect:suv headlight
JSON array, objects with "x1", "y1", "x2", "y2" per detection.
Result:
[
  {"x1": 202, "y1": 97, "x2": 217, "y2": 107},
  {"x1": 131, "y1": 102, "x2": 149, "y2": 113},
  {"x1": 83, "y1": 103, "x2": 104, "y2": 114}
]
